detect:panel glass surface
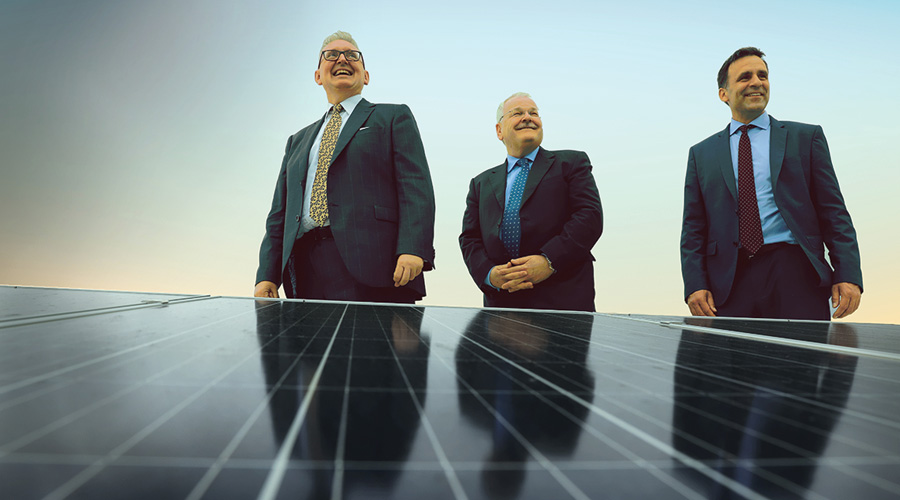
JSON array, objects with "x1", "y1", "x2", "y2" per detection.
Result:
[
  {"x1": 0, "y1": 285, "x2": 204, "y2": 321},
  {"x1": 1, "y1": 287, "x2": 899, "y2": 499}
]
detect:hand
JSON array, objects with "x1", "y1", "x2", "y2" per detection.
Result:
[
  {"x1": 489, "y1": 262, "x2": 521, "y2": 289},
  {"x1": 687, "y1": 289, "x2": 717, "y2": 316},
  {"x1": 393, "y1": 254, "x2": 424, "y2": 287},
  {"x1": 489, "y1": 261, "x2": 528, "y2": 291},
  {"x1": 503, "y1": 255, "x2": 554, "y2": 292},
  {"x1": 831, "y1": 282, "x2": 861, "y2": 319},
  {"x1": 490, "y1": 255, "x2": 553, "y2": 293},
  {"x1": 254, "y1": 281, "x2": 279, "y2": 298}
]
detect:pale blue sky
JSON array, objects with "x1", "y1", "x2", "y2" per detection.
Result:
[{"x1": 2, "y1": 0, "x2": 898, "y2": 323}]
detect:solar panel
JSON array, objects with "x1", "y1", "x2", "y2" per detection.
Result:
[{"x1": 2, "y1": 286, "x2": 899, "y2": 499}]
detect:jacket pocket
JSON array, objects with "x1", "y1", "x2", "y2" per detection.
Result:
[{"x1": 374, "y1": 205, "x2": 398, "y2": 222}]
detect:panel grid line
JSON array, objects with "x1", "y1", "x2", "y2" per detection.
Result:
[
  {"x1": 377, "y1": 308, "x2": 469, "y2": 500},
  {"x1": 258, "y1": 303, "x2": 349, "y2": 500},
  {"x1": 0, "y1": 295, "x2": 214, "y2": 328},
  {"x1": 442, "y1": 317, "x2": 705, "y2": 500},
  {"x1": 329, "y1": 307, "x2": 358, "y2": 500},
  {"x1": 4, "y1": 291, "x2": 900, "y2": 499},
  {"x1": 38, "y1": 301, "x2": 319, "y2": 500},
  {"x1": 427, "y1": 311, "x2": 770, "y2": 500},
  {"x1": 0, "y1": 303, "x2": 258, "y2": 396},
  {"x1": 183, "y1": 302, "x2": 342, "y2": 500},
  {"x1": 444, "y1": 344, "x2": 593, "y2": 500},
  {"x1": 0, "y1": 303, "x2": 286, "y2": 454}
]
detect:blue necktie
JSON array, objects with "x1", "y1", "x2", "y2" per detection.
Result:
[{"x1": 500, "y1": 158, "x2": 532, "y2": 258}]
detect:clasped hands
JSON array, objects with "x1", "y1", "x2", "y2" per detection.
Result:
[{"x1": 490, "y1": 255, "x2": 554, "y2": 293}]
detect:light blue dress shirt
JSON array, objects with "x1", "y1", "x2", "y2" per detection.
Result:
[
  {"x1": 484, "y1": 147, "x2": 540, "y2": 288},
  {"x1": 728, "y1": 112, "x2": 796, "y2": 246},
  {"x1": 503, "y1": 147, "x2": 540, "y2": 202},
  {"x1": 300, "y1": 94, "x2": 364, "y2": 234}
]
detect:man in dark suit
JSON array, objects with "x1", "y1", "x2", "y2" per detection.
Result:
[
  {"x1": 254, "y1": 31, "x2": 435, "y2": 303},
  {"x1": 681, "y1": 47, "x2": 862, "y2": 320},
  {"x1": 459, "y1": 93, "x2": 603, "y2": 312}
]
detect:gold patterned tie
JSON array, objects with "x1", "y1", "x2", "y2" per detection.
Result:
[{"x1": 310, "y1": 103, "x2": 343, "y2": 226}]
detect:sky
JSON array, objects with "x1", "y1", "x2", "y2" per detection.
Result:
[{"x1": 1, "y1": 0, "x2": 899, "y2": 324}]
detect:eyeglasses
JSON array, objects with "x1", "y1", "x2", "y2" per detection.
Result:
[
  {"x1": 320, "y1": 49, "x2": 363, "y2": 62},
  {"x1": 503, "y1": 108, "x2": 540, "y2": 120}
]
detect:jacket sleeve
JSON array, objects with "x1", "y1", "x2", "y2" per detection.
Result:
[
  {"x1": 459, "y1": 177, "x2": 499, "y2": 294},
  {"x1": 808, "y1": 126, "x2": 863, "y2": 290},
  {"x1": 255, "y1": 135, "x2": 294, "y2": 286},
  {"x1": 538, "y1": 151, "x2": 604, "y2": 274},
  {"x1": 391, "y1": 105, "x2": 436, "y2": 269},
  {"x1": 681, "y1": 146, "x2": 711, "y2": 300}
]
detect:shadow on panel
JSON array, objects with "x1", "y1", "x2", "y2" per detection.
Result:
[
  {"x1": 672, "y1": 319, "x2": 859, "y2": 498},
  {"x1": 254, "y1": 301, "x2": 429, "y2": 499},
  {"x1": 456, "y1": 310, "x2": 595, "y2": 499}
]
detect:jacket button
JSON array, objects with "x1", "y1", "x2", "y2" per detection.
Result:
[{"x1": 295, "y1": 215, "x2": 301, "y2": 221}]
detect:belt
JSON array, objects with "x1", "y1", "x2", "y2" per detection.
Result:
[
  {"x1": 739, "y1": 241, "x2": 793, "y2": 260},
  {"x1": 304, "y1": 226, "x2": 333, "y2": 241}
]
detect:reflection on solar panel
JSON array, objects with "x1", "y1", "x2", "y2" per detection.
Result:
[{"x1": 2, "y1": 286, "x2": 899, "y2": 499}]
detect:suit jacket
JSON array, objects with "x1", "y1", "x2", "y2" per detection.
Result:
[
  {"x1": 459, "y1": 148, "x2": 603, "y2": 311},
  {"x1": 256, "y1": 98, "x2": 435, "y2": 298},
  {"x1": 681, "y1": 116, "x2": 862, "y2": 305}
]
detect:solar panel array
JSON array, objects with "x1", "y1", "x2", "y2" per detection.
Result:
[{"x1": 2, "y1": 286, "x2": 899, "y2": 499}]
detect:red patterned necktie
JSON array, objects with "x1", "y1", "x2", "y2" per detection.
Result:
[
  {"x1": 310, "y1": 103, "x2": 343, "y2": 226},
  {"x1": 737, "y1": 124, "x2": 764, "y2": 256}
]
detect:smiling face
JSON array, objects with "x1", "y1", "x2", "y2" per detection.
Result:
[
  {"x1": 719, "y1": 55, "x2": 769, "y2": 123},
  {"x1": 314, "y1": 39, "x2": 369, "y2": 104},
  {"x1": 496, "y1": 96, "x2": 543, "y2": 157}
]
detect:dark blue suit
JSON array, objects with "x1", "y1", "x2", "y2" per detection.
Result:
[
  {"x1": 460, "y1": 148, "x2": 603, "y2": 312},
  {"x1": 257, "y1": 98, "x2": 435, "y2": 299},
  {"x1": 681, "y1": 116, "x2": 862, "y2": 307}
]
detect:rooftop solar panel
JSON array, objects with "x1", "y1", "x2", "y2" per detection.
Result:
[{"x1": 1, "y1": 286, "x2": 899, "y2": 499}]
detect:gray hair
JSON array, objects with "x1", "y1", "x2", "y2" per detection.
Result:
[
  {"x1": 496, "y1": 92, "x2": 534, "y2": 123},
  {"x1": 320, "y1": 31, "x2": 359, "y2": 51}
]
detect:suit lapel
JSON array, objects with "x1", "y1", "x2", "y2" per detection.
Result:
[
  {"x1": 521, "y1": 147, "x2": 550, "y2": 208},
  {"x1": 293, "y1": 116, "x2": 322, "y2": 180},
  {"x1": 769, "y1": 116, "x2": 787, "y2": 193},
  {"x1": 488, "y1": 161, "x2": 507, "y2": 211},
  {"x1": 715, "y1": 125, "x2": 737, "y2": 201},
  {"x1": 331, "y1": 98, "x2": 375, "y2": 163}
]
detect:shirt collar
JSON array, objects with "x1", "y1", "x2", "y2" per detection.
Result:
[
  {"x1": 506, "y1": 147, "x2": 540, "y2": 173},
  {"x1": 331, "y1": 94, "x2": 363, "y2": 117},
  {"x1": 729, "y1": 111, "x2": 770, "y2": 136}
]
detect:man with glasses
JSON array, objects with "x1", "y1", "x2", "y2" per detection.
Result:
[
  {"x1": 255, "y1": 31, "x2": 435, "y2": 303},
  {"x1": 459, "y1": 92, "x2": 603, "y2": 311}
]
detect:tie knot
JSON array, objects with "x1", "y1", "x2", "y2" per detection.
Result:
[
  {"x1": 516, "y1": 158, "x2": 532, "y2": 170},
  {"x1": 333, "y1": 103, "x2": 343, "y2": 114},
  {"x1": 739, "y1": 124, "x2": 755, "y2": 135}
]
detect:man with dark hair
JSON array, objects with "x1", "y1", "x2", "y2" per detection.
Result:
[
  {"x1": 715, "y1": 47, "x2": 767, "y2": 90},
  {"x1": 680, "y1": 47, "x2": 862, "y2": 320},
  {"x1": 254, "y1": 31, "x2": 435, "y2": 303}
]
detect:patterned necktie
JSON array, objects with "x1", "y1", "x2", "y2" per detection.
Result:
[
  {"x1": 737, "y1": 124, "x2": 764, "y2": 256},
  {"x1": 500, "y1": 158, "x2": 532, "y2": 258},
  {"x1": 309, "y1": 103, "x2": 343, "y2": 226}
]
